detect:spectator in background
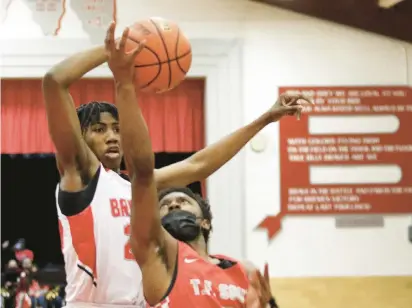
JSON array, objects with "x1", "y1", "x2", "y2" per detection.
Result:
[
  {"x1": 14, "y1": 271, "x2": 31, "y2": 308},
  {"x1": 2, "y1": 240, "x2": 64, "y2": 308},
  {"x1": 17, "y1": 255, "x2": 49, "y2": 308},
  {"x1": 21, "y1": 258, "x2": 33, "y2": 272},
  {"x1": 2, "y1": 259, "x2": 21, "y2": 307},
  {"x1": 3, "y1": 259, "x2": 21, "y2": 288},
  {"x1": 6, "y1": 260, "x2": 19, "y2": 272}
]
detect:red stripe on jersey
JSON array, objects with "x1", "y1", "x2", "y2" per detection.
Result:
[
  {"x1": 67, "y1": 206, "x2": 97, "y2": 278},
  {"x1": 58, "y1": 220, "x2": 64, "y2": 249}
]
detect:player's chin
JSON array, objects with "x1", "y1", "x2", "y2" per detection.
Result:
[{"x1": 101, "y1": 155, "x2": 122, "y2": 171}]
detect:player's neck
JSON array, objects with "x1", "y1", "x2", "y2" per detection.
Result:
[
  {"x1": 189, "y1": 238, "x2": 208, "y2": 259},
  {"x1": 102, "y1": 163, "x2": 120, "y2": 173}
]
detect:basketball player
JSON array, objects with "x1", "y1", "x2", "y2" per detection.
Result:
[
  {"x1": 158, "y1": 187, "x2": 278, "y2": 308},
  {"x1": 103, "y1": 24, "x2": 306, "y2": 307},
  {"x1": 44, "y1": 19, "x2": 306, "y2": 306}
]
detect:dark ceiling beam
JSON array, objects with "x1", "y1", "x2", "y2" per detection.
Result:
[{"x1": 252, "y1": 0, "x2": 412, "y2": 43}]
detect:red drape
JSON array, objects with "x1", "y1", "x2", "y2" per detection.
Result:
[{"x1": 1, "y1": 78, "x2": 205, "y2": 154}]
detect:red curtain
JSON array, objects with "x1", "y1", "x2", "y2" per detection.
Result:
[{"x1": 1, "y1": 78, "x2": 205, "y2": 154}]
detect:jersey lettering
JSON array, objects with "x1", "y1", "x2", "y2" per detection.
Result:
[
  {"x1": 189, "y1": 279, "x2": 201, "y2": 295},
  {"x1": 188, "y1": 279, "x2": 246, "y2": 303},
  {"x1": 201, "y1": 280, "x2": 213, "y2": 296},
  {"x1": 124, "y1": 223, "x2": 134, "y2": 260},
  {"x1": 110, "y1": 198, "x2": 131, "y2": 217},
  {"x1": 218, "y1": 283, "x2": 246, "y2": 303}
]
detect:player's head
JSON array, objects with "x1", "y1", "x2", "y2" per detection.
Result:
[
  {"x1": 7, "y1": 259, "x2": 18, "y2": 269},
  {"x1": 158, "y1": 187, "x2": 213, "y2": 244},
  {"x1": 21, "y1": 258, "x2": 32, "y2": 270},
  {"x1": 76, "y1": 102, "x2": 122, "y2": 170}
]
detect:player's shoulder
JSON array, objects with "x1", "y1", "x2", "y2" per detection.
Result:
[
  {"x1": 57, "y1": 165, "x2": 102, "y2": 216},
  {"x1": 211, "y1": 253, "x2": 239, "y2": 264}
]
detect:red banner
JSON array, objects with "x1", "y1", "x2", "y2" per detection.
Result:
[{"x1": 258, "y1": 86, "x2": 412, "y2": 239}]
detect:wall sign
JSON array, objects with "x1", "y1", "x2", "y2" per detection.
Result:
[
  {"x1": 70, "y1": 0, "x2": 116, "y2": 44},
  {"x1": 21, "y1": 0, "x2": 65, "y2": 35},
  {"x1": 258, "y1": 86, "x2": 412, "y2": 240}
]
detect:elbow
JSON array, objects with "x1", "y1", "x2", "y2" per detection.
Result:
[
  {"x1": 43, "y1": 69, "x2": 69, "y2": 88},
  {"x1": 129, "y1": 236, "x2": 150, "y2": 266}
]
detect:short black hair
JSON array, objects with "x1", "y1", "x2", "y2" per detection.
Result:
[
  {"x1": 158, "y1": 187, "x2": 213, "y2": 243},
  {"x1": 76, "y1": 101, "x2": 118, "y2": 131}
]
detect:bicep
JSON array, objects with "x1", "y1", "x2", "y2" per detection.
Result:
[{"x1": 43, "y1": 74, "x2": 97, "y2": 173}]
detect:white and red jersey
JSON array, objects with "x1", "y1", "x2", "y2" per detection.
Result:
[{"x1": 56, "y1": 165, "x2": 145, "y2": 307}]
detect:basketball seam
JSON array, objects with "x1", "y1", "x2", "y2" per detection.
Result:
[
  {"x1": 127, "y1": 36, "x2": 162, "y2": 89},
  {"x1": 175, "y1": 29, "x2": 188, "y2": 75},
  {"x1": 149, "y1": 19, "x2": 173, "y2": 89},
  {"x1": 134, "y1": 50, "x2": 191, "y2": 68}
]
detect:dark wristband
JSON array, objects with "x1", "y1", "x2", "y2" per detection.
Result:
[{"x1": 268, "y1": 297, "x2": 278, "y2": 308}]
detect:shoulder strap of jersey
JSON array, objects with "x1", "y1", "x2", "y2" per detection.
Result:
[{"x1": 58, "y1": 165, "x2": 101, "y2": 216}]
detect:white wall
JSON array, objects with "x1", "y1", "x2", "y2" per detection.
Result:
[
  {"x1": 1, "y1": 0, "x2": 412, "y2": 277},
  {"x1": 242, "y1": 21, "x2": 412, "y2": 277}
]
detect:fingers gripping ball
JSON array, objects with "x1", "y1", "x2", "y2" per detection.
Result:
[{"x1": 125, "y1": 17, "x2": 192, "y2": 93}]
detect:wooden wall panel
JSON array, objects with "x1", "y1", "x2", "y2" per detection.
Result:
[{"x1": 270, "y1": 276, "x2": 412, "y2": 308}]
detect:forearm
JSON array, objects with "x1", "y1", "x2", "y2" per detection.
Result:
[
  {"x1": 116, "y1": 82, "x2": 155, "y2": 177},
  {"x1": 188, "y1": 112, "x2": 272, "y2": 176},
  {"x1": 46, "y1": 46, "x2": 107, "y2": 86}
]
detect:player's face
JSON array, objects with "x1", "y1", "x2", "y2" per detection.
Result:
[
  {"x1": 160, "y1": 191, "x2": 211, "y2": 242},
  {"x1": 84, "y1": 112, "x2": 123, "y2": 170},
  {"x1": 159, "y1": 192, "x2": 202, "y2": 218},
  {"x1": 22, "y1": 258, "x2": 32, "y2": 270}
]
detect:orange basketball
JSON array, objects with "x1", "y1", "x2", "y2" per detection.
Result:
[{"x1": 125, "y1": 17, "x2": 192, "y2": 93}]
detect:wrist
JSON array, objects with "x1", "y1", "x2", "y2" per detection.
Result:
[
  {"x1": 257, "y1": 111, "x2": 273, "y2": 126},
  {"x1": 115, "y1": 80, "x2": 136, "y2": 90}
]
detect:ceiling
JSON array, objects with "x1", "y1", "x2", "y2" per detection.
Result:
[{"x1": 252, "y1": 0, "x2": 412, "y2": 43}]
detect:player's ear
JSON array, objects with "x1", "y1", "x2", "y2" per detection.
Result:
[{"x1": 200, "y1": 219, "x2": 211, "y2": 231}]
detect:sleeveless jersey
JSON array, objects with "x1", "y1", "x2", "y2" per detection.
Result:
[
  {"x1": 56, "y1": 166, "x2": 145, "y2": 307},
  {"x1": 148, "y1": 242, "x2": 250, "y2": 308}
]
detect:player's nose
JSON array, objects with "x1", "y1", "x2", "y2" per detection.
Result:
[
  {"x1": 106, "y1": 129, "x2": 120, "y2": 143},
  {"x1": 168, "y1": 201, "x2": 181, "y2": 211}
]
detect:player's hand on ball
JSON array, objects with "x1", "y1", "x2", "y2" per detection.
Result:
[
  {"x1": 269, "y1": 93, "x2": 313, "y2": 121},
  {"x1": 105, "y1": 21, "x2": 145, "y2": 84},
  {"x1": 247, "y1": 263, "x2": 274, "y2": 308}
]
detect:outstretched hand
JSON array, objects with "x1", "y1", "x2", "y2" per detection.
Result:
[
  {"x1": 268, "y1": 93, "x2": 313, "y2": 122},
  {"x1": 105, "y1": 21, "x2": 145, "y2": 84},
  {"x1": 246, "y1": 263, "x2": 278, "y2": 308}
]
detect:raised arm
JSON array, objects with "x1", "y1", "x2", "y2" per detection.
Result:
[
  {"x1": 155, "y1": 94, "x2": 312, "y2": 190},
  {"x1": 43, "y1": 46, "x2": 106, "y2": 181},
  {"x1": 104, "y1": 23, "x2": 177, "y2": 304}
]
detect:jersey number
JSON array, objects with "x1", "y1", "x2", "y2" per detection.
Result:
[{"x1": 124, "y1": 224, "x2": 134, "y2": 260}]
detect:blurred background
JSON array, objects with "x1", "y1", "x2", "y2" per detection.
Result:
[{"x1": 1, "y1": 0, "x2": 412, "y2": 307}]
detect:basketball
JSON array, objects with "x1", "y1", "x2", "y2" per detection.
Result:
[{"x1": 125, "y1": 17, "x2": 192, "y2": 93}]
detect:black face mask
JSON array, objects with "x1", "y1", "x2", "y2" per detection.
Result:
[{"x1": 161, "y1": 210, "x2": 202, "y2": 242}]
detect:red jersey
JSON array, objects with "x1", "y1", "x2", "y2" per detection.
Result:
[{"x1": 148, "y1": 241, "x2": 249, "y2": 308}]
